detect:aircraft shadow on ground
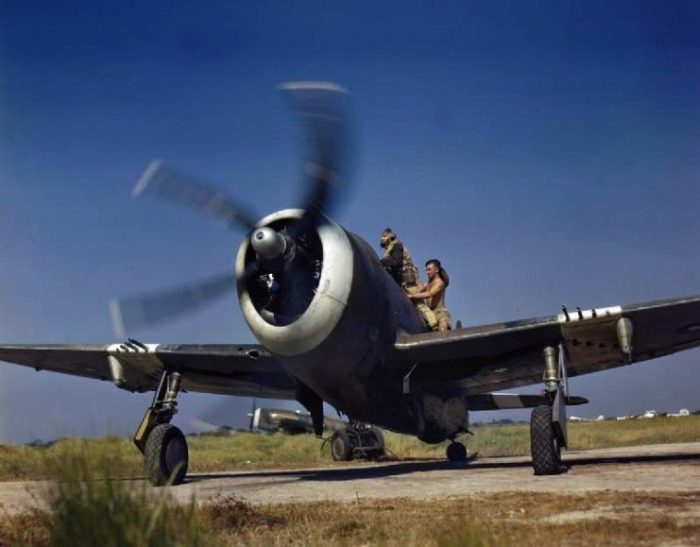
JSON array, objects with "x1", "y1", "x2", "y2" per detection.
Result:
[{"x1": 182, "y1": 452, "x2": 700, "y2": 485}]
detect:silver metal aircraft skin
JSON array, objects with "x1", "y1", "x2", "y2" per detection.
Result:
[
  {"x1": 250, "y1": 407, "x2": 346, "y2": 435},
  {"x1": 1, "y1": 83, "x2": 699, "y2": 484}
]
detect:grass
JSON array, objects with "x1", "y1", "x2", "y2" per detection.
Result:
[
  {"x1": 2, "y1": 488, "x2": 699, "y2": 546},
  {"x1": 239, "y1": 492, "x2": 699, "y2": 546},
  {"x1": 196, "y1": 491, "x2": 700, "y2": 546},
  {"x1": 0, "y1": 437, "x2": 142, "y2": 481},
  {"x1": 386, "y1": 415, "x2": 700, "y2": 459},
  {"x1": 0, "y1": 445, "x2": 211, "y2": 546},
  {"x1": 0, "y1": 417, "x2": 699, "y2": 546},
  {"x1": 0, "y1": 416, "x2": 698, "y2": 481}
]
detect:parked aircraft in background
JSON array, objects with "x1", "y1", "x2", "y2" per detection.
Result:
[
  {"x1": 251, "y1": 407, "x2": 346, "y2": 435},
  {"x1": 250, "y1": 407, "x2": 383, "y2": 460},
  {"x1": 2, "y1": 82, "x2": 700, "y2": 485}
]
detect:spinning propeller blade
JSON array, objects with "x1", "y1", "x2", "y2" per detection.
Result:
[
  {"x1": 112, "y1": 82, "x2": 352, "y2": 334},
  {"x1": 109, "y1": 271, "x2": 234, "y2": 337},
  {"x1": 281, "y1": 81, "x2": 351, "y2": 233},
  {"x1": 133, "y1": 160, "x2": 259, "y2": 231}
]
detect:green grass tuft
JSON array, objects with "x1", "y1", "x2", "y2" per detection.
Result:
[{"x1": 1, "y1": 444, "x2": 212, "y2": 547}]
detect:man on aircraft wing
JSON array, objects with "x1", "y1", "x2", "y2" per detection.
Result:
[
  {"x1": 379, "y1": 228, "x2": 419, "y2": 288},
  {"x1": 379, "y1": 228, "x2": 439, "y2": 330},
  {"x1": 409, "y1": 258, "x2": 452, "y2": 332}
]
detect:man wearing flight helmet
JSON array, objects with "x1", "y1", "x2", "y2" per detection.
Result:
[{"x1": 379, "y1": 228, "x2": 418, "y2": 288}]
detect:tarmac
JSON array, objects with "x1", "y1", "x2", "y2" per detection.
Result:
[{"x1": 1, "y1": 442, "x2": 698, "y2": 515}]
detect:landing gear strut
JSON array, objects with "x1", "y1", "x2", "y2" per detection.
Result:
[
  {"x1": 330, "y1": 421, "x2": 385, "y2": 461},
  {"x1": 133, "y1": 370, "x2": 188, "y2": 486},
  {"x1": 530, "y1": 345, "x2": 567, "y2": 475}
]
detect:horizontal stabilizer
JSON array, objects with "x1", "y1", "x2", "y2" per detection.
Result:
[{"x1": 467, "y1": 392, "x2": 588, "y2": 411}]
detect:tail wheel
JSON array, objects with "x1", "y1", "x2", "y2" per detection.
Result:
[
  {"x1": 330, "y1": 429, "x2": 353, "y2": 461},
  {"x1": 367, "y1": 427, "x2": 385, "y2": 458},
  {"x1": 144, "y1": 424, "x2": 189, "y2": 486},
  {"x1": 530, "y1": 405, "x2": 562, "y2": 475},
  {"x1": 446, "y1": 441, "x2": 467, "y2": 462}
]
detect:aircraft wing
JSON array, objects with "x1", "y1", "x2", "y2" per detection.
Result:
[
  {"x1": 395, "y1": 295, "x2": 700, "y2": 394},
  {"x1": 0, "y1": 342, "x2": 296, "y2": 399}
]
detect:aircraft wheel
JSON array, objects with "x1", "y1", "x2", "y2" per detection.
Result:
[
  {"x1": 446, "y1": 441, "x2": 467, "y2": 462},
  {"x1": 144, "y1": 423, "x2": 189, "y2": 486},
  {"x1": 330, "y1": 429, "x2": 353, "y2": 461},
  {"x1": 530, "y1": 405, "x2": 562, "y2": 475},
  {"x1": 367, "y1": 427, "x2": 385, "y2": 458}
]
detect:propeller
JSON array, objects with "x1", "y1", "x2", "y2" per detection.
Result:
[
  {"x1": 281, "y1": 81, "x2": 349, "y2": 235},
  {"x1": 109, "y1": 271, "x2": 234, "y2": 338},
  {"x1": 132, "y1": 160, "x2": 259, "y2": 231},
  {"x1": 110, "y1": 82, "x2": 351, "y2": 337}
]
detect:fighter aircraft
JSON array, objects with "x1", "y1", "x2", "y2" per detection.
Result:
[{"x1": 2, "y1": 82, "x2": 700, "y2": 486}]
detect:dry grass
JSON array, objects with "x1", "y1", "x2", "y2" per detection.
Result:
[
  {"x1": 566, "y1": 417, "x2": 700, "y2": 450},
  {"x1": 0, "y1": 437, "x2": 142, "y2": 481},
  {"x1": 196, "y1": 491, "x2": 700, "y2": 547},
  {"x1": 3, "y1": 490, "x2": 699, "y2": 546},
  {"x1": 0, "y1": 416, "x2": 698, "y2": 481},
  {"x1": 0, "y1": 446, "x2": 211, "y2": 546}
]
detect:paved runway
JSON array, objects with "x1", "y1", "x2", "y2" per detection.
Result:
[
  {"x1": 1, "y1": 442, "x2": 699, "y2": 514},
  {"x1": 175, "y1": 442, "x2": 700, "y2": 505}
]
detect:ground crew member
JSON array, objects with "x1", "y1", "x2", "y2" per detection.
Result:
[
  {"x1": 379, "y1": 228, "x2": 419, "y2": 288},
  {"x1": 408, "y1": 259, "x2": 452, "y2": 332},
  {"x1": 379, "y1": 228, "x2": 440, "y2": 331}
]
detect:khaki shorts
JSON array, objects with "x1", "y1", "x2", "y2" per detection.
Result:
[
  {"x1": 433, "y1": 306, "x2": 452, "y2": 330},
  {"x1": 404, "y1": 287, "x2": 436, "y2": 329},
  {"x1": 417, "y1": 304, "x2": 437, "y2": 330},
  {"x1": 405, "y1": 286, "x2": 451, "y2": 331}
]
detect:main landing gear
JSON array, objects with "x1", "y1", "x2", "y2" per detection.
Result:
[
  {"x1": 530, "y1": 404, "x2": 561, "y2": 475},
  {"x1": 330, "y1": 422, "x2": 385, "y2": 461},
  {"x1": 530, "y1": 345, "x2": 568, "y2": 475},
  {"x1": 133, "y1": 370, "x2": 189, "y2": 486}
]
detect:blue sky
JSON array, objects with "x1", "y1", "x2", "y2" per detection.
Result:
[{"x1": 1, "y1": 1, "x2": 699, "y2": 442}]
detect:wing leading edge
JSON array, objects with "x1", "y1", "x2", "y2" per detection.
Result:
[
  {"x1": 0, "y1": 342, "x2": 296, "y2": 399},
  {"x1": 395, "y1": 294, "x2": 700, "y2": 394}
]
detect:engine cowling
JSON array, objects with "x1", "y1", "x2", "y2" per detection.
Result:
[
  {"x1": 237, "y1": 209, "x2": 427, "y2": 430},
  {"x1": 236, "y1": 209, "x2": 354, "y2": 357}
]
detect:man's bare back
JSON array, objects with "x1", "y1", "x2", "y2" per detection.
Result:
[{"x1": 408, "y1": 259, "x2": 451, "y2": 332}]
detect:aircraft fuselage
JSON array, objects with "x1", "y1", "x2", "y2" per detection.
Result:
[{"x1": 237, "y1": 210, "x2": 469, "y2": 442}]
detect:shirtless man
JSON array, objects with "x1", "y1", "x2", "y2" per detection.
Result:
[{"x1": 408, "y1": 259, "x2": 452, "y2": 332}]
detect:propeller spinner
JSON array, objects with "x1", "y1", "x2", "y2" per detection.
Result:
[{"x1": 251, "y1": 227, "x2": 287, "y2": 260}]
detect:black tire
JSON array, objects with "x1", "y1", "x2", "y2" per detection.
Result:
[
  {"x1": 446, "y1": 441, "x2": 467, "y2": 462},
  {"x1": 330, "y1": 429, "x2": 353, "y2": 461},
  {"x1": 366, "y1": 427, "x2": 385, "y2": 458},
  {"x1": 144, "y1": 424, "x2": 189, "y2": 486},
  {"x1": 530, "y1": 405, "x2": 562, "y2": 475}
]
